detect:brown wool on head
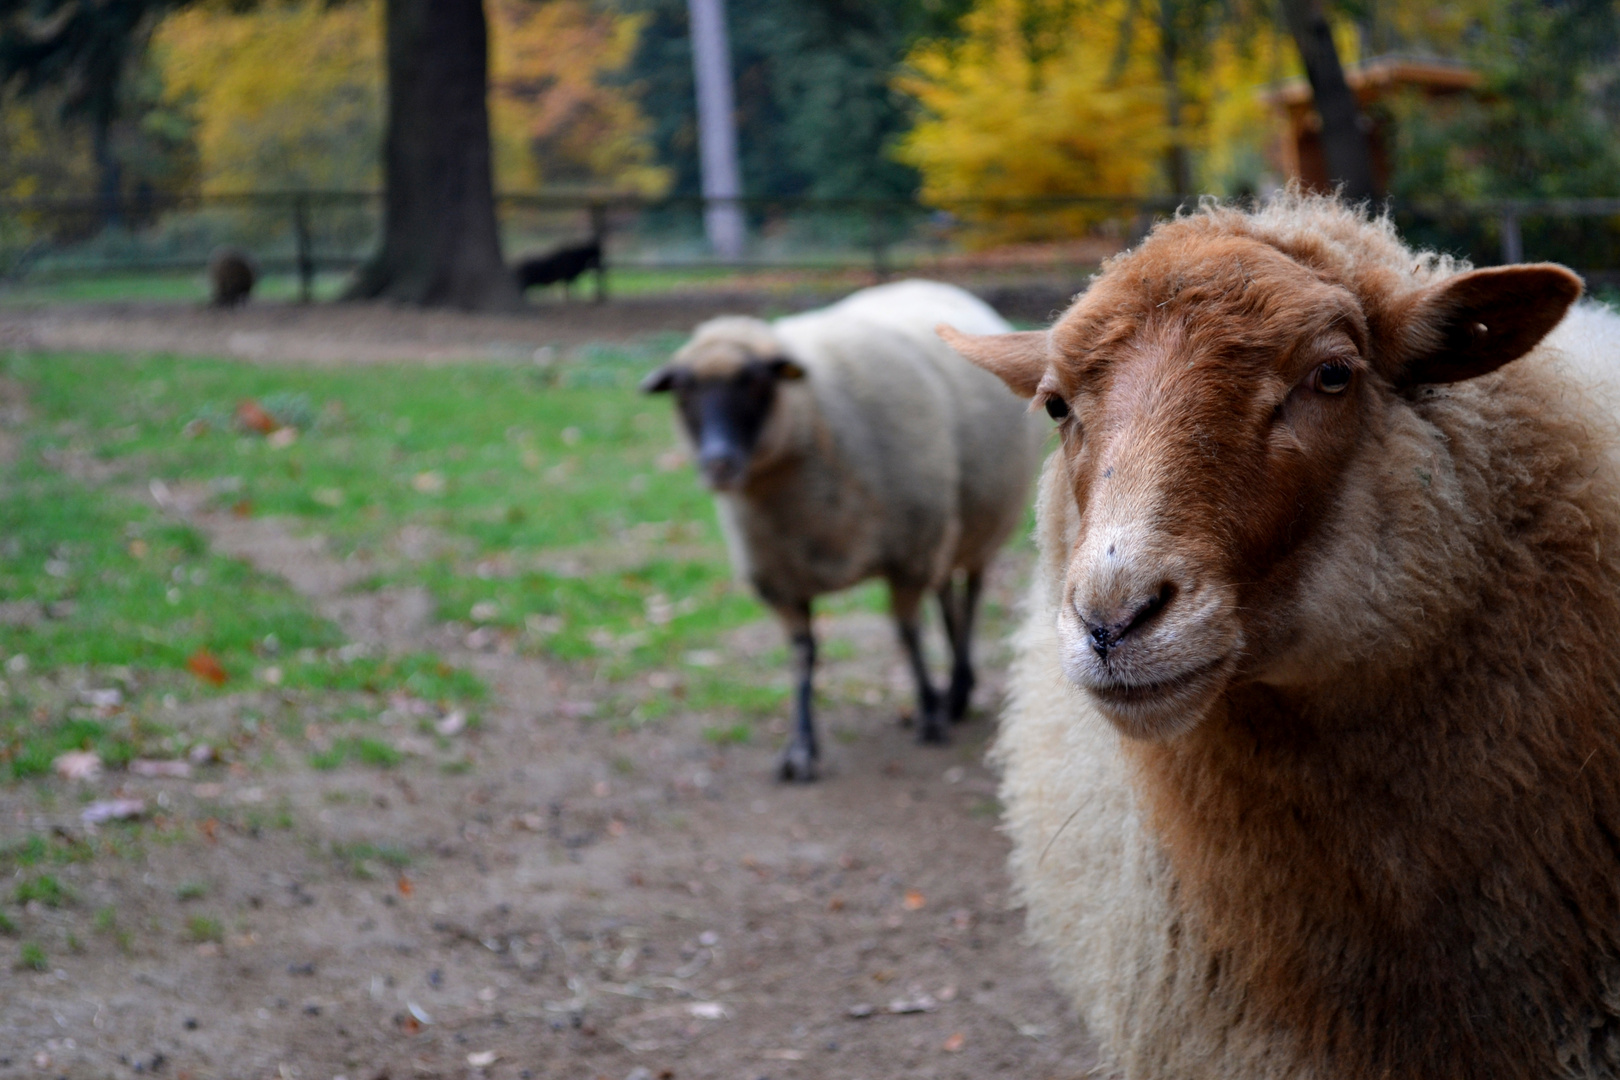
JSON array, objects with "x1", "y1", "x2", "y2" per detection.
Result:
[{"x1": 969, "y1": 193, "x2": 1620, "y2": 1080}]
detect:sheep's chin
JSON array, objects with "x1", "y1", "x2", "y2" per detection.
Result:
[{"x1": 1077, "y1": 654, "x2": 1232, "y2": 741}]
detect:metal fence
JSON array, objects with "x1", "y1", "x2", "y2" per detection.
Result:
[{"x1": 4, "y1": 190, "x2": 1620, "y2": 300}]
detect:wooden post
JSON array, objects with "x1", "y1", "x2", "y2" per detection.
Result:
[
  {"x1": 294, "y1": 194, "x2": 315, "y2": 303},
  {"x1": 1499, "y1": 211, "x2": 1523, "y2": 265},
  {"x1": 590, "y1": 201, "x2": 607, "y2": 304}
]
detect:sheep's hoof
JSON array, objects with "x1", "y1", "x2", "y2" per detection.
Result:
[
  {"x1": 778, "y1": 743, "x2": 818, "y2": 783},
  {"x1": 917, "y1": 715, "x2": 950, "y2": 745}
]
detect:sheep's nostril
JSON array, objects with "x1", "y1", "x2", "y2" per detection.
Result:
[{"x1": 1085, "y1": 583, "x2": 1177, "y2": 658}]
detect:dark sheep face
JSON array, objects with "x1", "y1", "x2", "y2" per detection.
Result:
[{"x1": 641, "y1": 357, "x2": 805, "y2": 490}]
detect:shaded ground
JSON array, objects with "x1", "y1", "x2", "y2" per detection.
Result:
[{"x1": 0, "y1": 325, "x2": 1095, "y2": 1079}]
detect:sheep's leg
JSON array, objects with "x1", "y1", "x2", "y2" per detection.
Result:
[
  {"x1": 893, "y1": 586, "x2": 946, "y2": 745},
  {"x1": 939, "y1": 570, "x2": 982, "y2": 722},
  {"x1": 776, "y1": 601, "x2": 819, "y2": 783}
]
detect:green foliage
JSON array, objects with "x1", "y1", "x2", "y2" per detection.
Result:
[
  {"x1": 617, "y1": 0, "x2": 972, "y2": 199},
  {"x1": 185, "y1": 914, "x2": 222, "y2": 943},
  {"x1": 1389, "y1": 0, "x2": 1620, "y2": 202}
]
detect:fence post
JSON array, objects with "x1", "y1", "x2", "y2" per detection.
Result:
[
  {"x1": 293, "y1": 194, "x2": 314, "y2": 303},
  {"x1": 589, "y1": 201, "x2": 607, "y2": 304},
  {"x1": 868, "y1": 205, "x2": 890, "y2": 283},
  {"x1": 1499, "y1": 210, "x2": 1524, "y2": 265}
]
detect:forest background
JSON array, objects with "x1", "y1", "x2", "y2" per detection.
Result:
[{"x1": 2, "y1": 0, "x2": 1619, "y2": 234}]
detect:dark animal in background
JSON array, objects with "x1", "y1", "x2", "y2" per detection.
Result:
[
  {"x1": 208, "y1": 246, "x2": 257, "y2": 307},
  {"x1": 642, "y1": 280, "x2": 1046, "y2": 781},
  {"x1": 512, "y1": 240, "x2": 602, "y2": 299}
]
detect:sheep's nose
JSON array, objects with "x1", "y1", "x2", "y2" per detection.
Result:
[
  {"x1": 698, "y1": 445, "x2": 745, "y2": 489},
  {"x1": 1081, "y1": 584, "x2": 1175, "y2": 657}
]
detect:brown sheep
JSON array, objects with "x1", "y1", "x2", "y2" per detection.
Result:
[
  {"x1": 943, "y1": 194, "x2": 1620, "y2": 1079},
  {"x1": 208, "y1": 246, "x2": 256, "y2": 308}
]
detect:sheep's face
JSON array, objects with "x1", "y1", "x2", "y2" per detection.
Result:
[
  {"x1": 944, "y1": 226, "x2": 1580, "y2": 740},
  {"x1": 640, "y1": 334, "x2": 805, "y2": 491}
]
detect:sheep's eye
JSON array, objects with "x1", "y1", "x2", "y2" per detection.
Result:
[
  {"x1": 1044, "y1": 396, "x2": 1070, "y2": 421},
  {"x1": 1311, "y1": 361, "x2": 1352, "y2": 395}
]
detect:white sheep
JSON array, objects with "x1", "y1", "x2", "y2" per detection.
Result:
[
  {"x1": 944, "y1": 195, "x2": 1620, "y2": 1078},
  {"x1": 643, "y1": 280, "x2": 1046, "y2": 780}
]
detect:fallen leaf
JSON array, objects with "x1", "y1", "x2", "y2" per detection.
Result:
[
  {"x1": 82, "y1": 798, "x2": 145, "y2": 824},
  {"x1": 397, "y1": 876, "x2": 414, "y2": 897},
  {"x1": 187, "y1": 649, "x2": 228, "y2": 686},
  {"x1": 466, "y1": 1051, "x2": 497, "y2": 1068},
  {"x1": 200, "y1": 818, "x2": 219, "y2": 843},
  {"x1": 128, "y1": 539, "x2": 149, "y2": 559},
  {"x1": 903, "y1": 889, "x2": 926, "y2": 911},
  {"x1": 131, "y1": 758, "x2": 192, "y2": 779},
  {"x1": 236, "y1": 400, "x2": 277, "y2": 434},
  {"x1": 943, "y1": 1031, "x2": 965, "y2": 1053},
  {"x1": 827, "y1": 895, "x2": 846, "y2": 912},
  {"x1": 54, "y1": 750, "x2": 102, "y2": 781},
  {"x1": 231, "y1": 499, "x2": 253, "y2": 518}
]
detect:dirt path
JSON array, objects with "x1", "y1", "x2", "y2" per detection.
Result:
[
  {"x1": 0, "y1": 296, "x2": 814, "y2": 365},
  {"x1": 2, "y1": 487, "x2": 1099, "y2": 1078},
  {"x1": 0, "y1": 278, "x2": 1078, "y2": 366}
]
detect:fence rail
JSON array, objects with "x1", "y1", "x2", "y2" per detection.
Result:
[{"x1": 4, "y1": 190, "x2": 1620, "y2": 301}]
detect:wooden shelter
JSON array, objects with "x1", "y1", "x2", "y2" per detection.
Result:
[{"x1": 1262, "y1": 56, "x2": 1482, "y2": 193}]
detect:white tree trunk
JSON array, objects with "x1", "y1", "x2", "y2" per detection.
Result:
[{"x1": 687, "y1": 0, "x2": 745, "y2": 260}]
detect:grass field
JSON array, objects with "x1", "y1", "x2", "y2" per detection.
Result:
[{"x1": 0, "y1": 344, "x2": 918, "y2": 790}]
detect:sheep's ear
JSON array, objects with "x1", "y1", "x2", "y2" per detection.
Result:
[
  {"x1": 640, "y1": 365, "x2": 677, "y2": 393},
  {"x1": 938, "y1": 325, "x2": 1049, "y2": 398},
  {"x1": 1391, "y1": 264, "x2": 1583, "y2": 387},
  {"x1": 768, "y1": 357, "x2": 806, "y2": 381}
]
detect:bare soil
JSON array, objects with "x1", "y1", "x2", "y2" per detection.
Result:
[{"x1": 0, "y1": 304, "x2": 1099, "y2": 1080}]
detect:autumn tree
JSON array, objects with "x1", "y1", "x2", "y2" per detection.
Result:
[{"x1": 897, "y1": 0, "x2": 1285, "y2": 240}]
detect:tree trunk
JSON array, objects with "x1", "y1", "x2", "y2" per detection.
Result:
[
  {"x1": 1278, "y1": 0, "x2": 1378, "y2": 201},
  {"x1": 346, "y1": 0, "x2": 521, "y2": 310},
  {"x1": 92, "y1": 114, "x2": 122, "y2": 230},
  {"x1": 1158, "y1": 2, "x2": 1191, "y2": 199}
]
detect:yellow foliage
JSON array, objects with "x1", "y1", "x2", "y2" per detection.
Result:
[
  {"x1": 154, "y1": 0, "x2": 667, "y2": 196},
  {"x1": 155, "y1": 0, "x2": 382, "y2": 192},
  {"x1": 488, "y1": 0, "x2": 670, "y2": 195},
  {"x1": 897, "y1": 0, "x2": 1288, "y2": 242}
]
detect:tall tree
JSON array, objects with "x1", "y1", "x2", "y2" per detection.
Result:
[
  {"x1": 1277, "y1": 0, "x2": 1376, "y2": 200},
  {"x1": 617, "y1": 0, "x2": 972, "y2": 200},
  {"x1": 346, "y1": 0, "x2": 520, "y2": 309}
]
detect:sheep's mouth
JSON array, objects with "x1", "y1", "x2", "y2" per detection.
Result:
[{"x1": 1084, "y1": 653, "x2": 1230, "y2": 731}]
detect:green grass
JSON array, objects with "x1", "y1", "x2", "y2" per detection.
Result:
[
  {"x1": 175, "y1": 881, "x2": 207, "y2": 901},
  {"x1": 309, "y1": 736, "x2": 402, "y2": 771},
  {"x1": 0, "y1": 270, "x2": 353, "y2": 306},
  {"x1": 185, "y1": 915, "x2": 223, "y2": 943},
  {"x1": 17, "y1": 941, "x2": 47, "y2": 971},
  {"x1": 331, "y1": 840, "x2": 413, "y2": 879},
  {"x1": 13, "y1": 874, "x2": 70, "y2": 908},
  {"x1": 0, "y1": 348, "x2": 780, "y2": 682}
]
